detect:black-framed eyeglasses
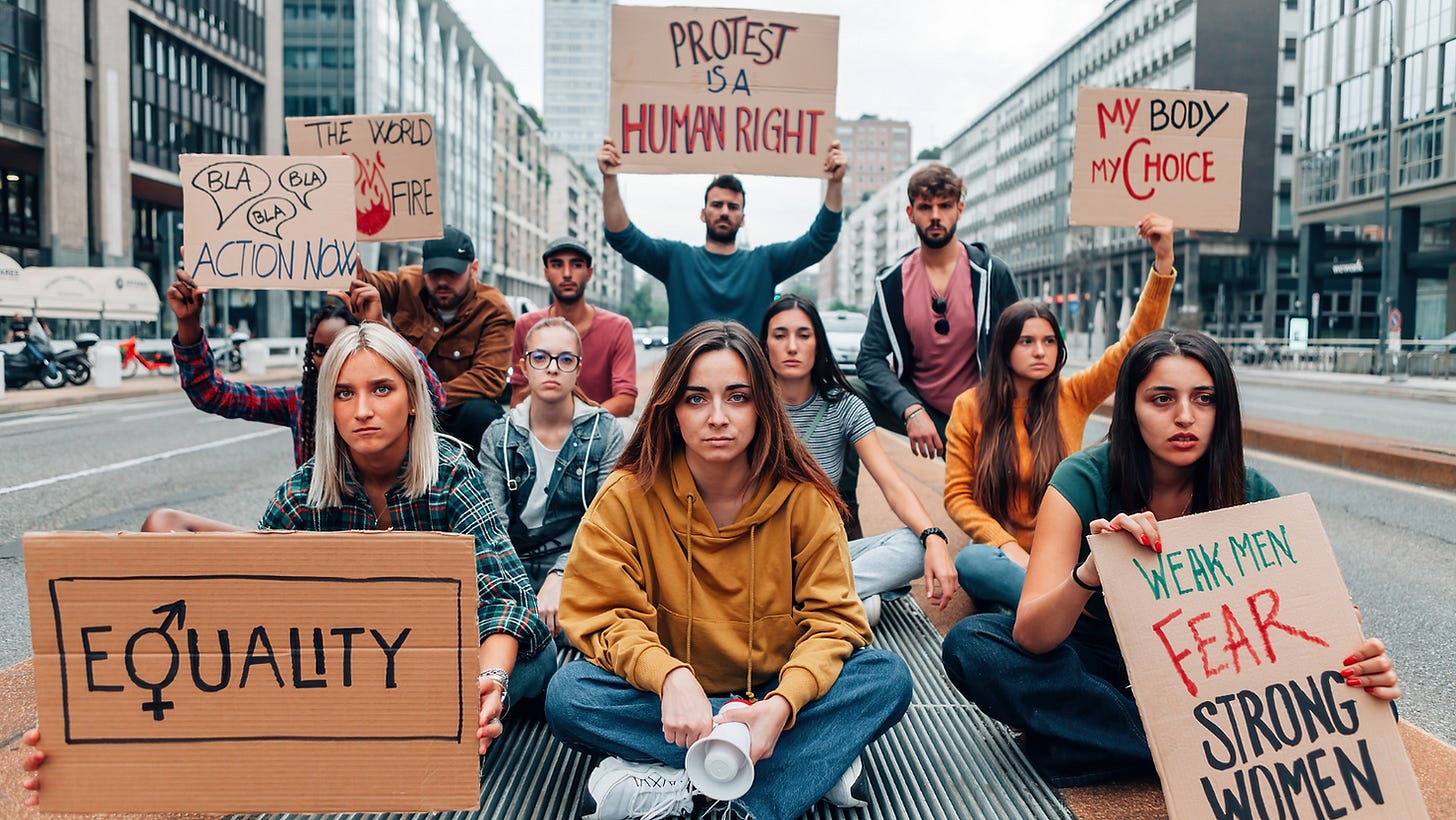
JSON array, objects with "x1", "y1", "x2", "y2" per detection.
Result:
[
  {"x1": 931, "y1": 296, "x2": 950, "y2": 336},
  {"x1": 310, "y1": 343, "x2": 330, "y2": 358},
  {"x1": 525, "y1": 350, "x2": 581, "y2": 372}
]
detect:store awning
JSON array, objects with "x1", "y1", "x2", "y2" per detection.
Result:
[{"x1": 0, "y1": 266, "x2": 161, "y2": 322}]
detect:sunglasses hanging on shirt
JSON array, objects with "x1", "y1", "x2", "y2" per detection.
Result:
[{"x1": 931, "y1": 296, "x2": 950, "y2": 336}]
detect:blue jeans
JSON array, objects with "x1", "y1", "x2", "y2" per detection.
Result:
[
  {"x1": 941, "y1": 613, "x2": 1153, "y2": 787},
  {"x1": 953, "y1": 544, "x2": 1028, "y2": 609},
  {"x1": 848, "y1": 527, "x2": 923, "y2": 599},
  {"x1": 509, "y1": 643, "x2": 559, "y2": 705},
  {"x1": 545, "y1": 649, "x2": 912, "y2": 820}
]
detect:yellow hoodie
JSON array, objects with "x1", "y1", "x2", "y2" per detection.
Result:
[{"x1": 560, "y1": 452, "x2": 870, "y2": 726}]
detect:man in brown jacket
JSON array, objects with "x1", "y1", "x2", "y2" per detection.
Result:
[{"x1": 356, "y1": 225, "x2": 514, "y2": 450}]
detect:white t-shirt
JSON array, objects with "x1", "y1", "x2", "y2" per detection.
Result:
[{"x1": 520, "y1": 433, "x2": 562, "y2": 529}]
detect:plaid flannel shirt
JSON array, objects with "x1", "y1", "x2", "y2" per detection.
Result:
[
  {"x1": 174, "y1": 331, "x2": 449, "y2": 466},
  {"x1": 257, "y1": 437, "x2": 550, "y2": 658}
]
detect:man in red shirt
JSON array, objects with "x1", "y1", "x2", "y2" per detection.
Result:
[{"x1": 510, "y1": 237, "x2": 638, "y2": 417}]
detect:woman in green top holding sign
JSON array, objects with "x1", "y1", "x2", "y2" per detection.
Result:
[{"x1": 940, "y1": 329, "x2": 1401, "y2": 786}]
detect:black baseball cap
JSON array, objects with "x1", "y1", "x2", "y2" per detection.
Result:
[
  {"x1": 421, "y1": 225, "x2": 475, "y2": 275},
  {"x1": 542, "y1": 236, "x2": 592, "y2": 265}
]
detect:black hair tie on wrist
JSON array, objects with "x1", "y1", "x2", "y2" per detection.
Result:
[{"x1": 1071, "y1": 564, "x2": 1102, "y2": 592}]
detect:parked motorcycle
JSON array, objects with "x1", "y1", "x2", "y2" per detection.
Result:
[
  {"x1": 57, "y1": 332, "x2": 99, "y2": 386},
  {"x1": 3, "y1": 326, "x2": 66, "y2": 389}
]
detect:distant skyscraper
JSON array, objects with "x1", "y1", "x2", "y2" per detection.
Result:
[
  {"x1": 543, "y1": 0, "x2": 611, "y2": 174},
  {"x1": 818, "y1": 115, "x2": 912, "y2": 303}
]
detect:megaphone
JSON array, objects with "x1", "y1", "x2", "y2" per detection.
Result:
[{"x1": 684, "y1": 699, "x2": 755, "y2": 800}]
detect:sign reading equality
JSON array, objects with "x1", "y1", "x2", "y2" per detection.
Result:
[
  {"x1": 180, "y1": 153, "x2": 357, "y2": 290},
  {"x1": 24, "y1": 530, "x2": 481, "y2": 813},
  {"x1": 609, "y1": 5, "x2": 839, "y2": 178},
  {"x1": 1070, "y1": 87, "x2": 1247, "y2": 232},
  {"x1": 285, "y1": 113, "x2": 444, "y2": 242},
  {"x1": 1088, "y1": 494, "x2": 1427, "y2": 819}
]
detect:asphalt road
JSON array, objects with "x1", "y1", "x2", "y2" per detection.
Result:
[
  {"x1": 1, "y1": 368, "x2": 1452, "y2": 748},
  {"x1": 1237, "y1": 380, "x2": 1456, "y2": 448}
]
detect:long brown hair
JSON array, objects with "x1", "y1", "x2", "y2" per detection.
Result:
[
  {"x1": 617, "y1": 320, "x2": 844, "y2": 512},
  {"x1": 973, "y1": 301, "x2": 1070, "y2": 523}
]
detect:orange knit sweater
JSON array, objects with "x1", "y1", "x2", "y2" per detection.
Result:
[{"x1": 943, "y1": 267, "x2": 1176, "y2": 549}]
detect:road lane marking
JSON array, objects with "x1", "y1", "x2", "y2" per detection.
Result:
[
  {"x1": 117, "y1": 407, "x2": 209, "y2": 423},
  {"x1": 0, "y1": 428, "x2": 285, "y2": 497},
  {"x1": 0, "y1": 412, "x2": 85, "y2": 429}
]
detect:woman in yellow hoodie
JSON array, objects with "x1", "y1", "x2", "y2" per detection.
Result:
[
  {"x1": 545, "y1": 321, "x2": 912, "y2": 820},
  {"x1": 942, "y1": 213, "x2": 1177, "y2": 613}
]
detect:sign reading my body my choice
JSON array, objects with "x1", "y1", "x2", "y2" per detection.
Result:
[
  {"x1": 285, "y1": 113, "x2": 444, "y2": 243},
  {"x1": 609, "y1": 5, "x2": 838, "y2": 178},
  {"x1": 24, "y1": 530, "x2": 481, "y2": 813},
  {"x1": 1088, "y1": 494, "x2": 1427, "y2": 819},
  {"x1": 180, "y1": 153, "x2": 357, "y2": 291},
  {"x1": 1070, "y1": 87, "x2": 1248, "y2": 232}
]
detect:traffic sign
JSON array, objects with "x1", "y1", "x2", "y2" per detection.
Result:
[{"x1": 1389, "y1": 308, "x2": 1402, "y2": 333}]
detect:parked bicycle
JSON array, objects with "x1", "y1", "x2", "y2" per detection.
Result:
[{"x1": 118, "y1": 336, "x2": 177, "y2": 378}]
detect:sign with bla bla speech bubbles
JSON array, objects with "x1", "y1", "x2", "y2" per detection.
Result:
[
  {"x1": 285, "y1": 113, "x2": 444, "y2": 243},
  {"x1": 1070, "y1": 87, "x2": 1247, "y2": 232},
  {"x1": 609, "y1": 5, "x2": 838, "y2": 178},
  {"x1": 180, "y1": 153, "x2": 357, "y2": 291}
]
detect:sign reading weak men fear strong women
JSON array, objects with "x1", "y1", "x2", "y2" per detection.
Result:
[
  {"x1": 609, "y1": 5, "x2": 838, "y2": 177},
  {"x1": 1071, "y1": 86, "x2": 1247, "y2": 232},
  {"x1": 1088, "y1": 494, "x2": 1428, "y2": 819}
]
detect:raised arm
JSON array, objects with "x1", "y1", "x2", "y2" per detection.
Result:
[
  {"x1": 822, "y1": 139, "x2": 846, "y2": 213},
  {"x1": 598, "y1": 139, "x2": 629, "y2": 233}
]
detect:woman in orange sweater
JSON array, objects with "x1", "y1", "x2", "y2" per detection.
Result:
[{"x1": 942, "y1": 213, "x2": 1176, "y2": 612}]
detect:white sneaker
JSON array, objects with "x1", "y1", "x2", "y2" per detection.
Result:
[
  {"x1": 582, "y1": 757, "x2": 694, "y2": 820},
  {"x1": 861, "y1": 594, "x2": 882, "y2": 629},
  {"x1": 822, "y1": 756, "x2": 869, "y2": 809}
]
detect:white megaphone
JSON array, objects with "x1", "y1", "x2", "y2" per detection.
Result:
[{"x1": 685, "y1": 699, "x2": 755, "y2": 800}]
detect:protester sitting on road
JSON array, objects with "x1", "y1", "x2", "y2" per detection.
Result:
[
  {"x1": 940, "y1": 329, "x2": 1402, "y2": 786},
  {"x1": 759, "y1": 295, "x2": 956, "y2": 625},
  {"x1": 942, "y1": 213, "x2": 1177, "y2": 613},
  {"x1": 478, "y1": 317, "x2": 625, "y2": 641},
  {"x1": 544, "y1": 321, "x2": 911, "y2": 820},
  {"x1": 167, "y1": 269, "x2": 445, "y2": 467}
]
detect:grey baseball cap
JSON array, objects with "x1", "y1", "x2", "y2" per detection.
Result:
[
  {"x1": 421, "y1": 225, "x2": 475, "y2": 275},
  {"x1": 542, "y1": 236, "x2": 593, "y2": 265}
]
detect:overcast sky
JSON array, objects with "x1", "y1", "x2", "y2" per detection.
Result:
[{"x1": 460, "y1": 1, "x2": 1109, "y2": 247}]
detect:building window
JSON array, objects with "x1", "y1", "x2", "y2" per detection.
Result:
[
  {"x1": 1299, "y1": 150, "x2": 1340, "y2": 206},
  {"x1": 1397, "y1": 118, "x2": 1443, "y2": 186},
  {"x1": 1347, "y1": 135, "x2": 1388, "y2": 197},
  {"x1": 0, "y1": 0, "x2": 44, "y2": 131},
  {"x1": 0, "y1": 167, "x2": 41, "y2": 247}
]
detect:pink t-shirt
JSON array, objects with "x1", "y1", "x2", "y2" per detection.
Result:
[
  {"x1": 511, "y1": 306, "x2": 639, "y2": 404},
  {"x1": 901, "y1": 244, "x2": 979, "y2": 416}
]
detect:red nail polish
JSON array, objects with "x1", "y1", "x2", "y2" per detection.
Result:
[
  {"x1": 1345, "y1": 677, "x2": 1361, "y2": 687},
  {"x1": 1343, "y1": 655, "x2": 1358, "y2": 666},
  {"x1": 1154, "y1": 541, "x2": 1163, "y2": 553},
  {"x1": 1140, "y1": 535, "x2": 1150, "y2": 546},
  {"x1": 1364, "y1": 687, "x2": 1375, "y2": 694}
]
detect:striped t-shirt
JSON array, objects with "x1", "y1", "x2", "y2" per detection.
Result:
[{"x1": 786, "y1": 390, "x2": 878, "y2": 485}]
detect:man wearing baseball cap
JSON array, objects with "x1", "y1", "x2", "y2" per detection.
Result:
[
  {"x1": 355, "y1": 225, "x2": 515, "y2": 449},
  {"x1": 509, "y1": 236, "x2": 638, "y2": 417}
]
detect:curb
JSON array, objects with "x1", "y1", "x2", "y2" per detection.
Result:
[{"x1": 0, "y1": 370, "x2": 301, "y2": 416}]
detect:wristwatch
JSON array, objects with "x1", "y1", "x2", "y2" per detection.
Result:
[{"x1": 918, "y1": 527, "x2": 947, "y2": 547}]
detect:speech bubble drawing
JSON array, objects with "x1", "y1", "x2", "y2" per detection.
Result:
[
  {"x1": 244, "y1": 196, "x2": 300, "y2": 239},
  {"x1": 189, "y1": 161, "x2": 273, "y2": 229},
  {"x1": 281, "y1": 162, "x2": 328, "y2": 209}
]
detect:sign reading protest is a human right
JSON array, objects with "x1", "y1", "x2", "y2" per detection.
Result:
[
  {"x1": 286, "y1": 113, "x2": 443, "y2": 242},
  {"x1": 1070, "y1": 87, "x2": 1247, "y2": 232},
  {"x1": 24, "y1": 530, "x2": 480, "y2": 813},
  {"x1": 1088, "y1": 494, "x2": 1427, "y2": 819},
  {"x1": 181, "y1": 153, "x2": 356, "y2": 291},
  {"x1": 609, "y1": 5, "x2": 838, "y2": 177}
]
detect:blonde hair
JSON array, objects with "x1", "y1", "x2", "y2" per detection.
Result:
[
  {"x1": 523, "y1": 315, "x2": 582, "y2": 352},
  {"x1": 308, "y1": 322, "x2": 438, "y2": 508}
]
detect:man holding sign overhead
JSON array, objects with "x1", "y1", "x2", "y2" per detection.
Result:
[
  {"x1": 598, "y1": 138, "x2": 847, "y2": 341},
  {"x1": 356, "y1": 226, "x2": 515, "y2": 452}
]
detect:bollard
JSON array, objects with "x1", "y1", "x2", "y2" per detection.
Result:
[
  {"x1": 244, "y1": 340, "x2": 268, "y2": 376},
  {"x1": 93, "y1": 343, "x2": 122, "y2": 389}
]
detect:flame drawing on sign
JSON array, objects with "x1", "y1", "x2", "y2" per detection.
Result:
[{"x1": 354, "y1": 151, "x2": 392, "y2": 236}]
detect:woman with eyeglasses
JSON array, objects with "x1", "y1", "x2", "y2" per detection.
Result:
[
  {"x1": 168, "y1": 270, "x2": 446, "y2": 467},
  {"x1": 942, "y1": 214, "x2": 1176, "y2": 613},
  {"x1": 478, "y1": 318, "x2": 625, "y2": 640}
]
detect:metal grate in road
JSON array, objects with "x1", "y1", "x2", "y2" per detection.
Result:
[{"x1": 241, "y1": 598, "x2": 1069, "y2": 820}]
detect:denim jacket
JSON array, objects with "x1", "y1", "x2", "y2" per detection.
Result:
[{"x1": 477, "y1": 396, "x2": 625, "y2": 583}]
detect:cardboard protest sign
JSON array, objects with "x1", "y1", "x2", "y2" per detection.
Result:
[
  {"x1": 1070, "y1": 87, "x2": 1247, "y2": 232},
  {"x1": 24, "y1": 530, "x2": 481, "y2": 813},
  {"x1": 609, "y1": 5, "x2": 838, "y2": 177},
  {"x1": 286, "y1": 113, "x2": 444, "y2": 242},
  {"x1": 180, "y1": 153, "x2": 357, "y2": 291},
  {"x1": 1088, "y1": 494, "x2": 1427, "y2": 819}
]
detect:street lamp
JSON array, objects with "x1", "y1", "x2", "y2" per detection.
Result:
[{"x1": 1377, "y1": 0, "x2": 1401, "y2": 375}]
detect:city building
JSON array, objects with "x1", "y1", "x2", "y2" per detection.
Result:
[
  {"x1": 542, "y1": 0, "x2": 610, "y2": 176},
  {"x1": 1295, "y1": 0, "x2": 1456, "y2": 343},
  {"x1": 838, "y1": 0, "x2": 1300, "y2": 345},
  {"x1": 836, "y1": 164, "x2": 918, "y2": 311},
  {"x1": 819, "y1": 114, "x2": 912, "y2": 305},
  {"x1": 545, "y1": 147, "x2": 624, "y2": 311},
  {"x1": 488, "y1": 80, "x2": 550, "y2": 308},
  {"x1": 1, "y1": 0, "x2": 281, "y2": 336}
]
